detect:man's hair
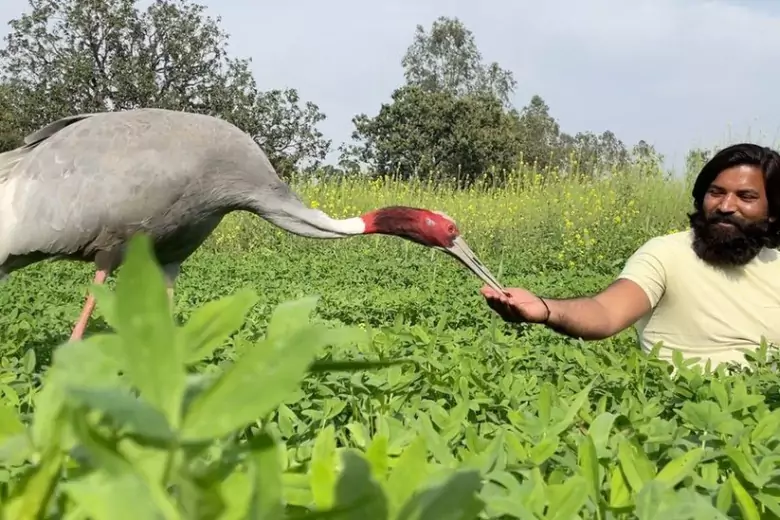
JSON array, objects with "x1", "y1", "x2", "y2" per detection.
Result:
[
  {"x1": 689, "y1": 143, "x2": 780, "y2": 250},
  {"x1": 691, "y1": 143, "x2": 780, "y2": 217}
]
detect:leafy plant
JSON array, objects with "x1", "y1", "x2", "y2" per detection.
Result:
[
  {"x1": 1, "y1": 169, "x2": 780, "y2": 519},
  {"x1": 0, "y1": 234, "x2": 485, "y2": 519}
]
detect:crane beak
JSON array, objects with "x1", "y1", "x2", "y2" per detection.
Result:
[{"x1": 443, "y1": 236, "x2": 505, "y2": 294}]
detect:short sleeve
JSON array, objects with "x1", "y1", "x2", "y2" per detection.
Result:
[{"x1": 616, "y1": 236, "x2": 672, "y2": 308}]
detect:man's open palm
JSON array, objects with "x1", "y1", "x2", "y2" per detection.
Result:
[{"x1": 480, "y1": 286, "x2": 550, "y2": 323}]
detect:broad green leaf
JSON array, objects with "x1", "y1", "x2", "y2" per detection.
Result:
[
  {"x1": 529, "y1": 437, "x2": 558, "y2": 466},
  {"x1": 653, "y1": 447, "x2": 703, "y2": 489},
  {"x1": 608, "y1": 465, "x2": 632, "y2": 509},
  {"x1": 310, "y1": 424, "x2": 338, "y2": 510},
  {"x1": 750, "y1": 410, "x2": 780, "y2": 443},
  {"x1": 333, "y1": 450, "x2": 389, "y2": 520},
  {"x1": 1, "y1": 445, "x2": 63, "y2": 520},
  {"x1": 715, "y1": 480, "x2": 732, "y2": 513},
  {"x1": 587, "y1": 412, "x2": 617, "y2": 458},
  {"x1": 65, "y1": 386, "x2": 175, "y2": 443},
  {"x1": 31, "y1": 333, "x2": 124, "y2": 451},
  {"x1": 617, "y1": 438, "x2": 655, "y2": 491},
  {"x1": 181, "y1": 299, "x2": 355, "y2": 441},
  {"x1": 577, "y1": 434, "x2": 600, "y2": 503},
  {"x1": 63, "y1": 413, "x2": 181, "y2": 520},
  {"x1": 114, "y1": 234, "x2": 185, "y2": 428},
  {"x1": 89, "y1": 282, "x2": 119, "y2": 331},
  {"x1": 64, "y1": 469, "x2": 182, "y2": 520},
  {"x1": 728, "y1": 473, "x2": 760, "y2": 520},
  {"x1": 756, "y1": 492, "x2": 780, "y2": 518},
  {"x1": 0, "y1": 433, "x2": 34, "y2": 467},
  {"x1": 0, "y1": 402, "x2": 25, "y2": 440},
  {"x1": 548, "y1": 380, "x2": 593, "y2": 436},
  {"x1": 386, "y1": 436, "x2": 428, "y2": 516},
  {"x1": 544, "y1": 475, "x2": 588, "y2": 520},
  {"x1": 247, "y1": 433, "x2": 284, "y2": 520},
  {"x1": 21, "y1": 348, "x2": 35, "y2": 374},
  {"x1": 364, "y1": 433, "x2": 389, "y2": 483},
  {"x1": 396, "y1": 469, "x2": 484, "y2": 520},
  {"x1": 217, "y1": 470, "x2": 253, "y2": 520},
  {"x1": 724, "y1": 447, "x2": 761, "y2": 487},
  {"x1": 181, "y1": 288, "x2": 259, "y2": 364},
  {"x1": 265, "y1": 296, "x2": 320, "y2": 342}
]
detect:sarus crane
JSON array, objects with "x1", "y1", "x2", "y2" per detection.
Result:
[{"x1": 0, "y1": 108, "x2": 505, "y2": 341}]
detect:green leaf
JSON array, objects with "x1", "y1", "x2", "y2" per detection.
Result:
[
  {"x1": 2, "y1": 445, "x2": 63, "y2": 520},
  {"x1": 331, "y1": 450, "x2": 389, "y2": 520},
  {"x1": 0, "y1": 402, "x2": 25, "y2": 440},
  {"x1": 114, "y1": 234, "x2": 185, "y2": 428},
  {"x1": 617, "y1": 438, "x2": 655, "y2": 492},
  {"x1": 90, "y1": 282, "x2": 119, "y2": 331},
  {"x1": 608, "y1": 465, "x2": 632, "y2": 509},
  {"x1": 32, "y1": 333, "x2": 125, "y2": 450},
  {"x1": 181, "y1": 288, "x2": 259, "y2": 364},
  {"x1": 364, "y1": 433, "x2": 389, "y2": 483},
  {"x1": 247, "y1": 433, "x2": 284, "y2": 520},
  {"x1": 750, "y1": 410, "x2": 780, "y2": 443},
  {"x1": 62, "y1": 413, "x2": 181, "y2": 520},
  {"x1": 396, "y1": 469, "x2": 484, "y2": 520},
  {"x1": 587, "y1": 412, "x2": 617, "y2": 458},
  {"x1": 386, "y1": 436, "x2": 428, "y2": 517},
  {"x1": 265, "y1": 295, "x2": 320, "y2": 342},
  {"x1": 181, "y1": 297, "x2": 352, "y2": 442},
  {"x1": 547, "y1": 380, "x2": 593, "y2": 437},
  {"x1": 756, "y1": 492, "x2": 780, "y2": 518},
  {"x1": 577, "y1": 434, "x2": 600, "y2": 504},
  {"x1": 310, "y1": 424, "x2": 338, "y2": 510},
  {"x1": 543, "y1": 475, "x2": 588, "y2": 520},
  {"x1": 715, "y1": 480, "x2": 732, "y2": 513},
  {"x1": 65, "y1": 386, "x2": 175, "y2": 444},
  {"x1": 633, "y1": 480, "x2": 667, "y2": 520},
  {"x1": 652, "y1": 447, "x2": 703, "y2": 489},
  {"x1": 728, "y1": 473, "x2": 760, "y2": 520},
  {"x1": 529, "y1": 437, "x2": 558, "y2": 466}
]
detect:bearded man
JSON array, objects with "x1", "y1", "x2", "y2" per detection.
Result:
[{"x1": 482, "y1": 142, "x2": 780, "y2": 368}]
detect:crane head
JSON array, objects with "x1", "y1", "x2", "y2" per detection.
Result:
[{"x1": 360, "y1": 206, "x2": 505, "y2": 294}]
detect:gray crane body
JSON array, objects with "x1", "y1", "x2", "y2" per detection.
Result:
[{"x1": 0, "y1": 108, "x2": 365, "y2": 280}]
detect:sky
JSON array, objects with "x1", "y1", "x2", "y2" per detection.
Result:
[{"x1": 1, "y1": 0, "x2": 779, "y2": 173}]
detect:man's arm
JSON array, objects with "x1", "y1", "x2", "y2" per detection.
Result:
[
  {"x1": 537, "y1": 236, "x2": 671, "y2": 340},
  {"x1": 541, "y1": 279, "x2": 653, "y2": 340}
]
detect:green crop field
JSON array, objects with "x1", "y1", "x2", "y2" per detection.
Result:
[{"x1": 1, "y1": 166, "x2": 779, "y2": 519}]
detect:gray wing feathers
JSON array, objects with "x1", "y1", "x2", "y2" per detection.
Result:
[
  {"x1": 0, "y1": 113, "x2": 97, "y2": 182},
  {"x1": 23, "y1": 114, "x2": 97, "y2": 147}
]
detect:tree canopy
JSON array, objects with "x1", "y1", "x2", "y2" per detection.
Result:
[
  {"x1": 0, "y1": 5, "x2": 709, "y2": 182},
  {"x1": 0, "y1": 0, "x2": 329, "y2": 176}
]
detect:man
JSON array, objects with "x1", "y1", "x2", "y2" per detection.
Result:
[{"x1": 481, "y1": 143, "x2": 780, "y2": 369}]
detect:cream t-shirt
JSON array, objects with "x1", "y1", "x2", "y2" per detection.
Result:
[{"x1": 617, "y1": 229, "x2": 780, "y2": 369}]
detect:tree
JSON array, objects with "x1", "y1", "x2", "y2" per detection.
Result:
[
  {"x1": 515, "y1": 95, "x2": 563, "y2": 172},
  {"x1": 340, "y1": 16, "x2": 523, "y2": 182},
  {"x1": 630, "y1": 140, "x2": 665, "y2": 177},
  {"x1": 340, "y1": 85, "x2": 522, "y2": 183},
  {"x1": 401, "y1": 16, "x2": 517, "y2": 107},
  {"x1": 0, "y1": 82, "x2": 20, "y2": 151},
  {"x1": 0, "y1": 0, "x2": 329, "y2": 174}
]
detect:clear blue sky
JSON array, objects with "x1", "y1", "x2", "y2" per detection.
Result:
[{"x1": 2, "y1": 0, "x2": 779, "y2": 173}]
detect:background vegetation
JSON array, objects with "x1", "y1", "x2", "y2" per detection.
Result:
[{"x1": 1, "y1": 1, "x2": 778, "y2": 518}]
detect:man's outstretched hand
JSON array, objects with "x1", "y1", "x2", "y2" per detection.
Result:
[{"x1": 480, "y1": 286, "x2": 551, "y2": 324}]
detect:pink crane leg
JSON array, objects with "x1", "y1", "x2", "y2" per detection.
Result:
[{"x1": 69, "y1": 269, "x2": 109, "y2": 341}]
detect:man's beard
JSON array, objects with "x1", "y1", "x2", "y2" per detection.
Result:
[{"x1": 689, "y1": 210, "x2": 772, "y2": 267}]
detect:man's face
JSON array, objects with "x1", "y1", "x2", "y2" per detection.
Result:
[{"x1": 690, "y1": 164, "x2": 774, "y2": 267}]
